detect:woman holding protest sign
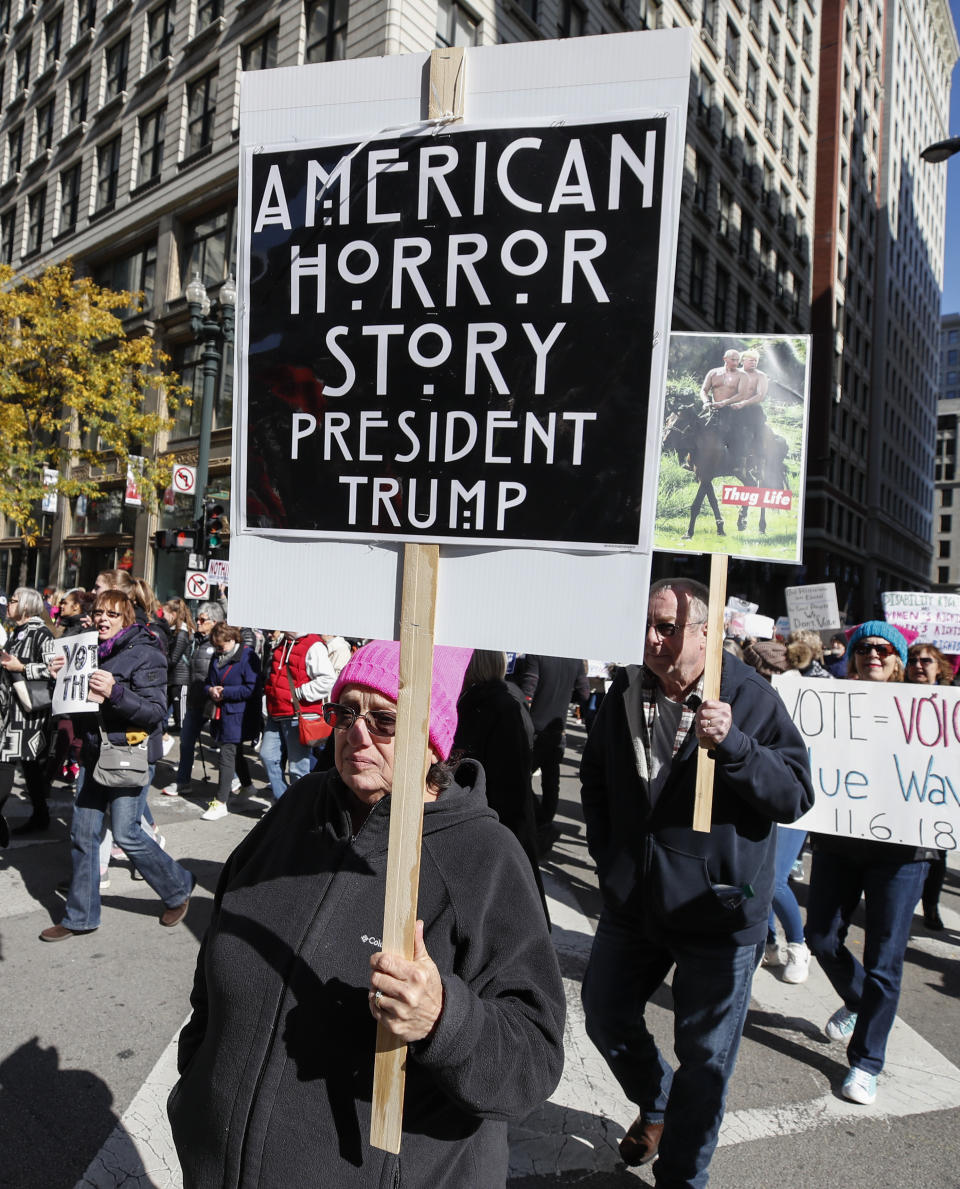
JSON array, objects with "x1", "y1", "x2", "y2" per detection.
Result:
[
  {"x1": 168, "y1": 640, "x2": 564, "y2": 1189},
  {"x1": 805, "y1": 621, "x2": 938, "y2": 1106},
  {"x1": 905, "y1": 641, "x2": 953, "y2": 931},
  {"x1": 39, "y1": 589, "x2": 194, "y2": 941},
  {"x1": 0, "y1": 588, "x2": 57, "y2": 835}
]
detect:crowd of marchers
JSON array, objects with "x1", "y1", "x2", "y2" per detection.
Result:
[{"x1": 0, "y1": 571, "x2": 952, "y2": 1189}]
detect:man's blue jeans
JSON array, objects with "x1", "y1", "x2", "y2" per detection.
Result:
[
  {"x1": 260, "y1": 716, "x2": 316, "y2": 800},
  {"x1": 805, "y1": 847, "x2": 928, "y2": 1075},
  {"x1": 582, "y1": 906, "x2": 756, "y2": 1188},
  {"x1": 62, "y1": 766, "x2": 194, "y2": 932}
]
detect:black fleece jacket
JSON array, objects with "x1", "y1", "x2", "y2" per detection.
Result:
[
  {"x1": 581, "y1": 653, "x2": 814, "y2": 946},
  {"x1": 168, "y1": 761, "x2": 565, "y2": 1189}
]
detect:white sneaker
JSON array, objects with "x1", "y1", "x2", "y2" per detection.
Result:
[
  {"x1": 825, "y1": 1005, "x2": 858, "y2": 1041},
  {"x1": 161, "y1": 783, "x2": 187, "y2": 797},
  {"x1": 161, "y1": 734, "x2": 175, "y2": 757},
  {"x1": 841, "y1": 1066, "x2": 877, "y2": 1105},
  {"x1": 230, "y1": 776, "x2": 242, "y2": 793},
  {"x1": 762, "y1": 941, "x2": 784, "y2": 967},
  {"x1": 782, "y1": 942, "x2": 810, "y2": 984},
  {"x1": 99, "y1": 870, "x2": 110, "y2": 890},
  {"x1": 201, "y1": 799, "x2": 228, "y2": 821}
]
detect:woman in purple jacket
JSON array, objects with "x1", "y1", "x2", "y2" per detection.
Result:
[{"x1": 200, "y1": 623, "x2": 261, "y2": 821}]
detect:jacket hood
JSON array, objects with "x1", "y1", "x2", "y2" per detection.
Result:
[{"x1": 312, "y1": 758, "x2": 496, "y2": 846}]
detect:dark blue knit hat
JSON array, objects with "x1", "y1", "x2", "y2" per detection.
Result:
[{"x1": 845, "y1": 620, "x2": 908, "y2": 666}]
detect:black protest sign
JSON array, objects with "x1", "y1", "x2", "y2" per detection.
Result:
[{"x1": 244, "y1": 116, "x2": 666, "y2": 549}]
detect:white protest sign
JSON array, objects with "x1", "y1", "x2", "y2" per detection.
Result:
[
  {"x1": 882, "y1": 591, "x2": 960, "y2": 655},
  {"x1": 208, "y1": 558, "x2": 230, "y2": 585},
  {"x1": 772, "y1": 674, "x2": 960, "y2": 851},
  {"x1": 52, "y1": 631, "x2": 99, "y2": 715},
  {"x1": 743, "y1": 613, "x2": 775, "y2": 639},
  {"x1": 785, "y1": 582, "x2": 840, "y2": 630},
  {"x1": 227, "y1": 30, "x2": 691, "y2": 661}
]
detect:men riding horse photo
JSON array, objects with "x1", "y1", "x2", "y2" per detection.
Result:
[{"x1": 653, "y1": 335, "x2": 808, "y2": 562}]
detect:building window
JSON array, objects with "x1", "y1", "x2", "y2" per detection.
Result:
[
  {"x1": 186, "y1": 70, "x2": 217, "y2": 155},
  {"x1": 44, "y1": 11, "x2": 62, "y2": 70},
  {"x1": 765, "y1": 87, "x2": 777, "y2": 137},
  {"x1": 7, "y1": 123, "x2": 23, "y2": 175},
  {"x1": 60, "y1": 161, "x2": 81, "y2": 231},
  {"x1": 94, "y1": 241, "x2": 158, "y2": 311},
  {"x1": 513, "y1": 0, "x2": 537, "y2": 20},
  {"x1": 941, "y1": 514, "x2": 952, "y2": 533},
  {"x1": 70, "y1": 69, "x2": 90, "y2": 127},
  {"x1": 197, "y1": 0, "x2": 222, "y2": 28},
  {"x1": 739, "y1": 212, "x2": 753, "y2": 259},
  {"x1": 693, "y1": 153, "x2": 709, "y2": 211},
  {"x1": 15, "y1": 41, "x2": 31, "y2": 92},
  {"x1": 767, "y1": 19, "x2": 779, "y2": 66},
  {"x1": 105, "y1": 35, "x2": 129, "y2": 99},
  {"x1": 784, "y1": 51, "x2": 795, "y2": 94},
  {"x1": 746, "y1": 57, "x2": 759, "y2": 105},
  {"x1": 26, "y1": 187, "x2": 45, "y2": 254},
  {"x1": 939, "y1": 566, "x2": 950, "y2": 585},
  {"x1": 97, "y1": 135, "x2": 121, "y2": 207},
  {"x1": 558, "y1": 0, "x2": 585, "y2": 37},
  {"x1": 0, "y1": 208, "x2": 15, "y2": 263},
  {"x1": 689, "y1": 240, "x2": 706, "y2": 311},
  {"x1": 781, "y1": 119, "x2": 793, "y2": 163},
  {"x1": 714, "y1": 266, "x2": 729, "y2": 328},
  {"x1": 36, "y1": 100, "x2": 55, "y2": 153},
  {"x1": 721, "y1": 103, "x2": 736, "y2": 152},
  {"x1": 0, "y1": 0, "x2": 9, "y2": 36},
  {"x1": 138, "y1": 105, "x2": 165, "y2": 184},
  {"x1": 943, "y1": 489, "x2": 954, "y2": 507},
  {"x1": 718, "y1": 185, "x2": 732, "y2": 238},
  {"x1": 181, "y1": 207, "x2": 235, "y2": 287},
  {"x1": 436, "y1": 0, "x2": 479, "y2": 46},
  {"x1": 305, "y1": 0, "x2": 348, "y2": 64},
  {"x1": 725, "y1": 21, "x2": 740, "y2": 73},
  {"x1": 736, "y1": 286, "x2": 750, "y2": 329},
  {"x1": 242, "y1": 25, "x2": 278, "y2": 69},
  {"x1": 798, "y1": 143, "x2": 808, "y2": 186},
  {"x1": 148, "y1": 0, "x2": 175, "y2": 66},
  {"x1": 78, "y1": 0, "x2": 96, "y2": 32},
  {"x1": 939, "y1": 540, "x2": 951, "y2": 559}
]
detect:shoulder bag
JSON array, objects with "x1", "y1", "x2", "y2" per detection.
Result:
[
  {"x1": 92, "y1": 724, "x2": 150, "y2": 788},
  {"x1": 12, "y1": 675, "x2": 53, "y2": 715},
  {"x1": 285, "y1": 666, "x2": 332, "y2": 746}
]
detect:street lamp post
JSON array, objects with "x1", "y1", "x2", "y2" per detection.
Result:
[
  {"x1": 920, "y1": 136, "x2": 960, "y2": 164},
  {"x1": 184, "y1": 272, "x2": 237, "y2": 523}
]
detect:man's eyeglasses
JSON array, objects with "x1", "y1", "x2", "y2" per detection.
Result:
[
  {"x1": 323, "y1": 703, "x2": 397, "y2": 738},
  {"x1": 853, "y1": 641, "x2": 896, "y2": 659},
  {"x1": 646, "y1": 620, "x2": 706, "y2": 639},
  {"x1": 908, "y1": 656, "x2": 935, "y2": 666},
  {"x1": 94, "y1": 610, "x2": 122, "y2": 620},
  {"x1": 197, "y1": 616, "x2": 210, "y2": 624}
]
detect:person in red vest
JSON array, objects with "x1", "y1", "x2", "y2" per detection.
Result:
[{"x1": 261, "y1": 632, "x2": 335, "y2": 799}]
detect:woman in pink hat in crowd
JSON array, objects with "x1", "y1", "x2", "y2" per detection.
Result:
[{"x1": 168, "y1": 640, "x2": 565, "y2": 1189}]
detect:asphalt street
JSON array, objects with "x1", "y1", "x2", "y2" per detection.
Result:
[{"x1": 0, "y1": 720, "x2": 958, "y2": 1188}]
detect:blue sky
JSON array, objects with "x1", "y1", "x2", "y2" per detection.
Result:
[{"x1": 942, "y1": 0, "x2": 960, "y2": 313}]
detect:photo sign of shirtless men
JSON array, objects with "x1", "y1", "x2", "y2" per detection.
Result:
[{"x1": 654, "y1": 333, "x2": 810, "y2": 563}]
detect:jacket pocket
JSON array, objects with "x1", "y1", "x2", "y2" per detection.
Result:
[{"x1": 648, "y1": 839, "x2": 756, "y2": 933}]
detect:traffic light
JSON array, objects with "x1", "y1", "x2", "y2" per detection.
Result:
[{"x1": 206, "y1": 502, "x2": 228, "y2": 549}]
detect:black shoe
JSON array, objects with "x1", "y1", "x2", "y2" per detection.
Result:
[
  {"x1": 924, "y1": 909, "x2": 945, "y2": 931},
  {"x1": 12, "y1": 814, "x2": 50, "y2": 836}
]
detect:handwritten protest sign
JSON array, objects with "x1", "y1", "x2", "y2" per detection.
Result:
[
  {"x1": 52, "y1": 631, "x2": 99, "y2": 716},
  {"x1": 772, "y1": 674, "x2": 960, "y2": 851},
  {"x1": 785, "y1": 582, "x2": 840, "y2": 631},
  {"x1": 882, "y1": 591, "x2": 960, "y2": 655}
]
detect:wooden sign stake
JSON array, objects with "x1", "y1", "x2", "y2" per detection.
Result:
[
  {"x1": 370, "y1": 46, "x2": 465, "y2": 1156},
  {"x1": 693, "y1": 552, "x2": 728, "y2": 833}
]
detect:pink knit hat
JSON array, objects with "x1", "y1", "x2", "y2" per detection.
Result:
[{"x1": 330, "y1": 640, "x2": 473, "y2": 761}]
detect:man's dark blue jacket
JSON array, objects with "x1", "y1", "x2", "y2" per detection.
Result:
[{"x1": 580, "y1": 653, "x2": 813, "y2": 946}]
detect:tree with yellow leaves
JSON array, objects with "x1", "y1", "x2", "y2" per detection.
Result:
[{"x1": 0, "y1": 261, "x2": 187, "y2": 580}]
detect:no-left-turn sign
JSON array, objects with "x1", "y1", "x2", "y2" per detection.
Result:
[{"x1": 172, "y1": 464, "x2": 197, "y2": 495}]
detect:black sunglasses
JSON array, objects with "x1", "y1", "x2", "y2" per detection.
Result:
[
  {"x1": 853, "y1": 641, "x2": 896, "y2": 659},
  {"x1": 323, "y1": 703, "x2": 397, "y2": 738},
  {"x1": 646, "y1": 620, "x2": 706, "y2": 638}
]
